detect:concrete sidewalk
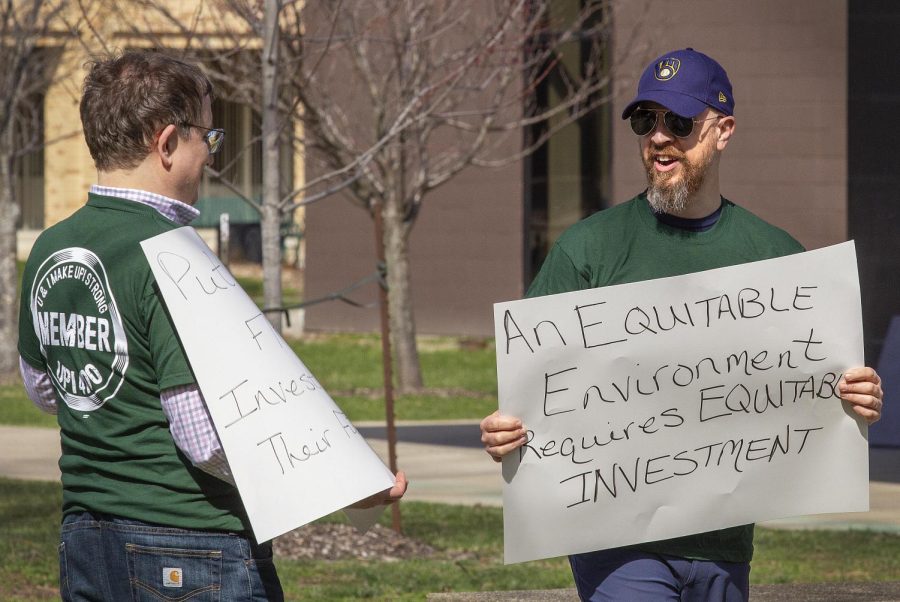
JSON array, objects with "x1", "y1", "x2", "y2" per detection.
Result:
[
  {"x1": 0, "y1": 425, "x2": 60, "y2": 481},
  {"x1": 2, "y1": 424, "x2": 900, "y2": 534},
  {"x1": 0, "y1": 425, "x2": 504, "y2": 505}
]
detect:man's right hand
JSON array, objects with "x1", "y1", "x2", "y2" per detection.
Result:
[{"x1": 480, "y1": 410, "x2": 527, "y2": 462}]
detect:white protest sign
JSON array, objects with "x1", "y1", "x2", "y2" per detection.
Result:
[
  {"x1": 494, "y1": 242, "x2": 868, "y2": 564},
  {"x1": 141, "y1": 227, "x2": 394, "y2": 542}
]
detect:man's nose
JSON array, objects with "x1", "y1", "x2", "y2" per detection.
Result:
[{"x1": 649, "y1": 118, "x2": 676, "y2": 144}]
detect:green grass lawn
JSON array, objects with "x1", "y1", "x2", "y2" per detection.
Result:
[
  {"x1": 0, "y1": 479, "x2": 62, "y2": 602},
  {"x1": 0, "y1": 385, "x2": 57, "y2": 428},
  {"x1": 0, "y1": 333, "x2": 498, "y2": 427},
  {"x1": 3, "y1": 478, "x2": 900, "y2": 601},
  {"x1": 289, "y1": 334, "x2": 497, "y2": 394},
  {"x1": 6, "y1": 272, "x2": 900, "y2": 599},
  {"x1": 234, "y1": 273, "x2": 303, "y2": 308},
  {"x1": 5, "y1": 262, "x2": 497, "y2": 425},
  {"x1": 751, "y1": 528, "x2": 900, "y2": 583}
]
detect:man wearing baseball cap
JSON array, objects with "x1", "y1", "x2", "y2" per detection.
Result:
[{"x1": 480, "y1": 48, "x2": 883, "y2": 601}]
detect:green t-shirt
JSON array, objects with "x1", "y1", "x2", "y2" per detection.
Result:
[
  {"x1": 18, "y1": 194, "x2": 248, "y2": 532},
  {"x1": 528, "y1": 193, "x2": 805, "y2": 562}
]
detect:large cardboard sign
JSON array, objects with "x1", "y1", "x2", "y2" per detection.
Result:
[
  {"x1": 494, "y1": 242, "x2": 868, "y2": 564},
  {"x1": 142, "y1": 227, "x2": 394, "y2": 542}
]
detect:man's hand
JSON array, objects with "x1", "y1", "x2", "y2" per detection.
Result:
[
  {"x1": 840, "y1": 367, "x2": 884, "y2": 425},
  {"x1": 349, "y1": 471, "x2": 408, "y2": 509},
  {"x1": 480, "y1": 410, "x2": 527, "y2": 462}
]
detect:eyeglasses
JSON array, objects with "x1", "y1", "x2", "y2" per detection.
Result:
[
  {"x1": 629, "y1": 108, "x2": 719, "y2": 139},
  {"x1": 183, "y1": 123, "x2": 226, "y2": 154}
]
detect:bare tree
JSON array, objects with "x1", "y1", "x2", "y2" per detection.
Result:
[
  {"x1": 107, "y1": 0, "x2": 637, "y2": 393},
  {"x1": 107, "y1": 0, "x2": 382, "y2": 335},
  {"x1": 289, "y1": 0, "x2": 625, "y2": 391},
  {"x1": 0, "y1": 0, "x2": 74, "y2": 376}
]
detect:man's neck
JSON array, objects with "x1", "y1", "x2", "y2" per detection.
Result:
[
  {"x1": 668, "y1": 170, "x2": 722, "y2": 218},
  {"x1": 669, "y1": 193, "x2": 721, "y2": 218},
  {"x1": 98, "y1": 169, "x2": 146, "y2": 190},
  {"x1": 96, "y1": 166, "x2": 193, "y2": 205}
]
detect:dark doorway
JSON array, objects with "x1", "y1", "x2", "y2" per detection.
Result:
[{"x1": 848, "y1": 1, "x2": 900, "y2": 364}]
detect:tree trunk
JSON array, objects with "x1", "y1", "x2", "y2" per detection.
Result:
[
  {"x1": 0, "y1": 144, "x2": 20, "y2": 377},
  {"x1": 261, "y1": 0, "x2": 283, "y2": 332},
  {"x1": 381, "y1": 194, "x2": 423, "y2": 392}
]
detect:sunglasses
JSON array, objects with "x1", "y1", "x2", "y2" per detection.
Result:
[
  {"x1": 629, "y1": 108, "x2": 719, "y2": 139},
  {"x1": 183, "y1": 123, "x2": 226, "y2": 154}
]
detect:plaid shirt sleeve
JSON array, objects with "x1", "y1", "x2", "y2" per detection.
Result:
[
  {"x1": 19, "y1": 356, "x2": 59, "y2": 415},
  {"x1": 160, "y1": 384, "x2": 235, "y2": 485},
  {"x1": 21, "y1": 355, "x2": 234, "y2": 485}
]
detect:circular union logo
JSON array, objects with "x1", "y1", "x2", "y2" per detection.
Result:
[{"x1": 30, "y1": 248, "x2": 129, "y2": 412}]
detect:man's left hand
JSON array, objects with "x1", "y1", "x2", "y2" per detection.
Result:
[
  {"x1": 840, "y1": 367, "x2": 884, "y2": 425},
  {"x1": 349, "y1": 471, "x2": 408, "y2": 509}
]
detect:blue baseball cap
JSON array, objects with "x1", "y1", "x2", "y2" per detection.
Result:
[{"x1": 621, "y1": 48, "x2": 734, "y2": 119}]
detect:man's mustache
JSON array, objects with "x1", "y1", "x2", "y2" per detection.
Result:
[{"x1": 646, "y1": 144, "x2": 685, "y2": 160}]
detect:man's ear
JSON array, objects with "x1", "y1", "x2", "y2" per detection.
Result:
[
  {"x1": 716, "y1": 116, "x2": 735, "y2": 151},
  {"x1": 155, "y1": 124, "x2": 179, "y2": 169}
]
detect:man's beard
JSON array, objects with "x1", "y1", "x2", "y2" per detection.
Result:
[{"x1": 644, "y1": 142, "x2": 715, "y2": 214}]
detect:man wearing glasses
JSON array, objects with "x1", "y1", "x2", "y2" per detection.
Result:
[
  {"x1": 480, "y1": 48, "x2": 883, "y2": 601},
  {"x1": 17, "y1": 51, "x2": 405, "y2": 601}
]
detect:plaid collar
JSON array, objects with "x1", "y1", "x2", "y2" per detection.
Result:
[{"x1": 89, "y1": 185, "x2": 200, "y2": 226}]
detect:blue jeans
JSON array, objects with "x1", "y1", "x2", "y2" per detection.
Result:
[
  {"x1": 569, "y1": 549, "x2": 750, "y2": 601},
  {"x1": 59, "y1": 512, "x2": 284, "y2": 601}
]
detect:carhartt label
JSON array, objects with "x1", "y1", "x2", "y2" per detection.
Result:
[{"x1": 163, "y1": 567, "x2": 182, "y2": 588}]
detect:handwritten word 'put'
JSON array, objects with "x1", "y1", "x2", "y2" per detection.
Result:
[{"x1": 156, "y1": 250, "x2": 237, "y2": 302}]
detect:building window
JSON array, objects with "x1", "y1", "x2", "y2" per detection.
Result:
[
  {"x1": 14, "y1": 145, "x2": 45, "y2": 230},
  {"x1": 202, "y1": 100, "x2": 263, "y2": 202},
  {"x1": 14, "y1": 93, "x2": 45, "y2": 230},
  {"x1": 524, "y1": 0, "x2": 611, "y2": 286},
  {"x1": 194, "y1": 98, "x2": 294, "y2": 262}
]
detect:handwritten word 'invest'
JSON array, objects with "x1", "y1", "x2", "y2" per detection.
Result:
[{"x1": 219, "y1": 374, "x2": 322, "y2": 428}]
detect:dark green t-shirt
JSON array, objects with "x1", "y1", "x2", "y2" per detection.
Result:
[
  {"x1": 18, "y1": 194, "x2": 248, "y2": 532},
  {"x1": 527, "y1": 193, "x2": 805, "y2": 562}
]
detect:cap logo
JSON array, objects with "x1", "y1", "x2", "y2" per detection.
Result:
[
  {"x1": 718, "y1": 91, "x2": 727, "y2": 103},
  {"x1": 654, "y1": 58, "x2": 680, "y2": 81}
]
